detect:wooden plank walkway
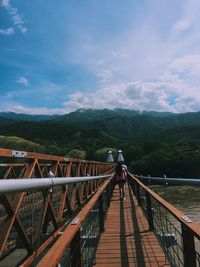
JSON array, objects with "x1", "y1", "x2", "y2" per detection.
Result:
[{"x1": 94, "y1": 184, "x2": 170, "y2": 267}]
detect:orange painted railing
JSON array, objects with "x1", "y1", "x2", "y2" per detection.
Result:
[
  {"x1": 128, "y1": 173, "x2": 200, "y2": 267},
  {"x1": 0, "y1": 148, "x2": 115, "y2": 266}
]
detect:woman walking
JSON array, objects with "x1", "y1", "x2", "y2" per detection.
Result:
[{"x1": 115, "y1": 162, "x2": 127, "y2": 200}]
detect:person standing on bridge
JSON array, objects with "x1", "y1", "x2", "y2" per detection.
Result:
[
  {"x1": 115, "y1": 162, "x2": 127, "y2": 200},
  {"x1": 46, "y1": 166, "x2": 55, "y2": 178}
]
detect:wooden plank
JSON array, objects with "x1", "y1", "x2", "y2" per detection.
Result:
[{"x1": 95, "y1": 184, "x2": 170, "y2": 267}]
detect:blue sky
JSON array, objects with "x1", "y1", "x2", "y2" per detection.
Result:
[{"x1": 1, "y1": 0, "x2": 200, "y2": 114}]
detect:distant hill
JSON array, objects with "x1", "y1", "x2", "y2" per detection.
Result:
[
  {"x1": 1, "y1": 108, "x2": 200, "y2": 177},
  {"x1": 1, "y1": 109, "x2": 200, "y2": 141},
  {"x1": 55, "y1": 109, "x2": 200, "y2": 139},
  {"x1": 0, "y1": 120, "x2": 118, "y2": 155},
  {"x1": 2, "y1": 109, "x2": 200, "y2": 134},
  {"x1": 0, "y1": 112, "x2": 59, "y2": 121},
  {"x1": 56, "y1": 108, "x2": 174, "y2": 127},
  {"x1": 0, "y1": 135, "x2": 46, "y2": 153}
]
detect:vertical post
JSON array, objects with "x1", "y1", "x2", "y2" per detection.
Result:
[
  {"x1": 181, "y1": 225, "x2": 196, "y2": 267},
  {"x1": 129, "y1": 178, "x2": 135, "y2": 195},
  {"x1": 131, "y1": 180, "x2": 135, "y2": 194},
  {"x1": 136, "y1": 184, "x2": 141, "y2": 206},
  {"x1": 99, "y1": 194, "x2": 104, "y2": 232},
  {"x1": 111, "y1": 178, "x2": 115, "y2": 195},
  {"x1": 106, "y1": 183, "x2": 111, "y2": 208},
  {"x1": 71, "y1": 229, "x2": 81, "y2": 267},
  {"x1": 145, "y1": 192, "x2": 154, "y2": 230}
]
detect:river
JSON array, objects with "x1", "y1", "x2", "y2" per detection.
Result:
[{"x1": 151, "y1": 185, "x2": 200, "y2": 226}]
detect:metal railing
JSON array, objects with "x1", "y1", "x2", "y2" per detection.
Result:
[
  {"x1": 36, "y1": 177, "x2": 114, "y2": 267},
  {"x1": 0, "y1": 148, "x2": 116, "y2": 266},
  {"x1": 0, "y1": 175, "x2": 110, "y2": 195},
  {"x1": 136, "y1": 174, "x2": 200, "y2": 186},
  {"x1": 128, "y1": 173, "x2": 200, "y2": 267}
]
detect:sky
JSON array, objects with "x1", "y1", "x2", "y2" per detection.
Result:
[{"x1": 1, "y1": 0, "x2": 200, "y2": 114}]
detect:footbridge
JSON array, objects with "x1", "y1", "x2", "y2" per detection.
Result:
[{"x1": 0, "y1": 148, "x2": 200, "y2": 267}]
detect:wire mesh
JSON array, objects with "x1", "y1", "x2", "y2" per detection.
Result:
[
  {"x1": 58, "y1": 184, "x2": 111, "y2": 267},
  {"x1": 196, "y1": 249, "x2": 200, "y2": 267},
  {"x1": 18, "y1": 191, "x2": 43, "y2": 242},
  {"x1": 151, "y1": 197, "x2": 184, "y2": 267},
  {"x1": 0, "y1": 204, "x2": 7, "y2": 227},
  {"x1": 130, "y1": 177, "x2": 200, "y2": 267},
  {"x1": 81, "y1": 202, "x2": 100, "y2": 266},
  {"x1": 138, "y1": 187, "x2": 147, "y2": 217},
  {"x1": 51, "y1": 185, "x2": 63, "y2": 218}
]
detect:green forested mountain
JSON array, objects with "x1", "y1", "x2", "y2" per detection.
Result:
[
  {"x1": 0, "y1": 120, "x2": 118, "y2": 158},
  {"x1": 0, "y1": 116, "x2": 17, "y2": 126},
  {"x1": 58, "y1": 109, "x2": 200, "y2": 139},
  {"x1": 0, "y1": 112, "x2": 59, "y2": 121},
  {"x1": 1, "y1": 108, "x2": 200, "y2": 178}
]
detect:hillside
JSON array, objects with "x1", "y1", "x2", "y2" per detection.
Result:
[
  {"x1": 0, "y1": 120, "x2": 118, "y2": 157},
  {"x1": 0, "y1": 135, "x2": 46, "y2": 152},
  {"x1": 1, "y1": 108, "x2": 200, "y2": 177},
  {"x1": 0, "y1": 116, "x2": 17, "y2": 126}
]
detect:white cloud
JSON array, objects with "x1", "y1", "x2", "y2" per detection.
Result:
[
  {"x1": 17, "y1": 76, "x2": 29, "y2": 86},
  {"x1": 1, "y1": 0, "x2": 9, "y2": 7},
  {"x1": 60, "y1": 54, "x2": 200, "y2": 114},
  {"x1": 172, "y1": 0, "x2": 200, "y2": 35},
  {"x1": 64, "y1": 1, "x2": 200, "y2": 114},
  {"x1": 1, "y1": 54, "x2": 200, "y2": 115},
  {"x1": 62, "y1": 82, "x2": 172, "y2": 113},
  {"x1": 1, "y1": 0, "x2": 27, "y2": 33},
  {"x1": 0, "y1": 27, "x2": 14, "y2": 35},
  {"x1": 173, "y1": 17, "x2": 191, "y2": 32},
  {"x1": 0, "y1": 104, "x2": 69, "y2": 115},
  {"x1": 1, "y1": 1, "x2": 200, "y2": 115}
]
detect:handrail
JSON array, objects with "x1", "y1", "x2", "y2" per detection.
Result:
[
  {"x1": 0, "y1": 147, "x2": 112, "y2": 164},
  {"x1": 0, "y1": 175, "x2": 110, "y2": 195},
  {"x1": 129, "y1": 172, "x2": 200, "y2": 267},
  {"x1": 136, "y1": 174, "x2": 200, "y2": 186},
  {"x1": 0, "y1": 147, "x2": 116, "y2": 265},
  {"x1": 35, "y1": 177, "x2": 113, "y2": 267},
  {"x1": 129, "y1": 173, "x2": 200, "y2": 236}
]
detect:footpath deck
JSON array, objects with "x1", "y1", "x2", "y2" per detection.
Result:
[{"x1": 94, "y1": 184, "x2": 170, "y2": 267}]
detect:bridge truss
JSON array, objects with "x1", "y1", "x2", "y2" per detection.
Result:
[{"x1": 0, "y1": 148, "x2": 115, "y2": 266}]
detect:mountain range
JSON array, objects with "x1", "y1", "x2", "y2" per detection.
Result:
[{"x1": 1, "y1": 108, "x2": 200, "y2": 177}]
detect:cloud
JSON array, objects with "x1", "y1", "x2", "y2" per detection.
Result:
[
  {"x1": 1, "y1": 0, "x2": 27, "y2": 33},
  {"x1": 173, "y1": 18, "x2": 191, "y2": 32},
  {"x1": 1, "y1": 0, "x2": 9, "y2": 7},
  {"x1": 1, "y1": 53, "x2": 200, "y2": 115},
  {"x1": 0, "y1": 27, "x2": 14, "y2": 35},
  {"x1": 0, "y1": 103, "x2": 68, "y2": 115},
  {"x1": 17, "y1": 76, "x2": 29, "y2": 86},
  {"x1": 172, "y1": 0, "x2": 200, "y2": 34},
  {"x1": 62, "y1": 82, "x2": 172, "y2": 113},
  {"x1": 61, "y1": 54, "x2": 200, "y2": 114},
  {"x1": 1, "y1": 1, "x2": 200, "y2": 115}
]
